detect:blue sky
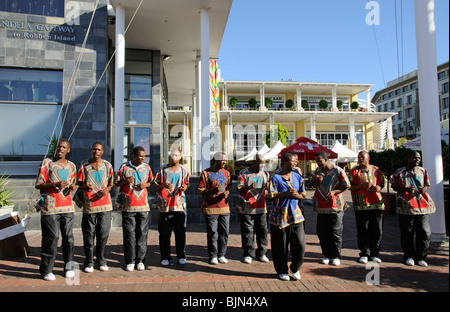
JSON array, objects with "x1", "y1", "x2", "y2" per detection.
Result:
[{"x1": 218, "y1": 0, "x2": 449, "y2": 96}]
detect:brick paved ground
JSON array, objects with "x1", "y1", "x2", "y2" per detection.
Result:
[{"x1": 0, "y1": 192, "x2": 448, "y2": 294}]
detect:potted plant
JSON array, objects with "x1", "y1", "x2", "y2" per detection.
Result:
[
  {"x1": 337, "y1": 100, "x2": 344, "y2": 111},
  {"x1": 319, "y1": 99, "x2": 328, "y2": 110},
  {"x1": 0, "y1": 173, "x2": 15, "y2": 215},
  {"x1": 264, "y1": 97, "x2": 273, "y2": 109},
  {"x1": 285, "y1": 99, "x2": 294, "y2": 109},
  {"x1": 248, "y1": 98, "x2": 257, "y2": 109},
  {"x1": 351, "y1": 101, "x2": 359, "y2": 111},
  {"x1": 229, "y1": 97, "x2": 238, "y2": 108},
  {"x1": 301, "y1": 99, "x2": 309, "y2": 110}
]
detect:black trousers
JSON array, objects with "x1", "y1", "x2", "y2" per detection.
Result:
[
  {"x1": 316, "y1": 212, "x2": 344, "y2": 259},
  {"x1": 204, "y1": 213, "x2": 230, "y2": 260},
  {"x1": 158, "y1": 211, "x2": 187, "y2": 261},
  {"x1": 39, "y1": 213, "x2": 74, "y2": 276},
  {"x1": 239, "y1": 213, "x2": 268, "y2": 258},
  {"x1": 270, "y1": 222, "x2": 306, "y2": 275},
  {"x1": 354, "y1": 209, "x2": 383, "y2": 258},
  {"x1": 398, "y1": 214, "x2": 431, "y2": 261},
  {"x1": 122, "y1": 211, "x2": 149, "y2": 265},
  {"x1": 82, "y1": 210, "x2": 112, "y2": 267}
]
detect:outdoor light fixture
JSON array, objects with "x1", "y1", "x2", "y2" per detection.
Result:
[{"x1": 162, "y1": 55, "x2": 172, "y2": 61}]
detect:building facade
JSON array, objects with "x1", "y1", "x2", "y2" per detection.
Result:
[
  {"x1": 0, "y1": 0, "x2": 233, "y2": 176},
  {"x1": 372, "y1": 61, "x2": 449, "y2": 140},
  {"x1": 168, "y1": 79, "x2": 395, "y2": 175}
]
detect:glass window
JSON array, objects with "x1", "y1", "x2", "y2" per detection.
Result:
[
  {"x1": 0, "y1": 68, "x2": 62, "y2": 103},
  {"x1": 407, "y1": 95, "x2": 413, "y2": 104},
  {"x1": 125, "y1": 100, "x2": 151, "y2": 124},
  {"x1": 134, "y1": 128, "x2": 150, "y2": 156},
  {"x1": 443, "y1": 98, "x2": 449, "y2": 109},
  {"x1": 125, "y1": 75, "x2": 152, "y2": 100},
  {"x1": 411, "y1": 82, "x2": 417, "y2": 90},
  {"x1": 0, "y1": 0, "x2": 64, "y2": 17},
  {"x1": 403, "y1": 86, "x2": 409, "y2": 92},
  {"x1": 438, "y1": 71, "x2": 446, "y2": 80},
  {"x1": 0, "y1": 103, "x2": 62, "y2": 155},
  {"x1": 443, "y1": 82, "x2": 449, "y2": 94}
]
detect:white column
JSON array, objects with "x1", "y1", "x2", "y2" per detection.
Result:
[
  {"x1": 386, "y1": 116, "x2": 394, "y2": 149},
  {"x1": 192, "y1": 55, "x2": 201, "y2": 175},
  {"x1": 332, "y1": 86, "x2": 337, "y2": 112},
  {"x1": 415, "y1": 0, "x2": 446, "y2": 240},
  {"x1": 349, "y1": 116, "x2": 356, "y2": 151},
  {"x1": 113, "y1": 5, "x2": 125, "y2": 170},
  {"x1": 225, "y1": 114, "x2": 233, "y2": 160},
  {"x1": 260, "y1": 84, "x2": 265, "y2": 111},
  {"x1": 366, "y1": 89, "x2": 372, "y2": 112},
  {"x1": 222, "y1": 82, "x2": 227, "y2": 111},
  {"x1": 296, "y1": 84, "x2": 302, "y2": 111},
  {"x1": 200, "y1": 8, "x2": 210, "y2": 171},
  {"x1": 310, "y1": 115, "x2": 316, "y2": 142}
]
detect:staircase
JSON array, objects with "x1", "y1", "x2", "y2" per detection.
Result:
[{"x1": 6, "y1": 177, "x2": 241, "y2": 231}]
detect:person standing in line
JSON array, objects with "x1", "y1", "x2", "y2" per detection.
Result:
[
  {"x1": 237, "y1": 153, "x2": 270, "y2": 264},
  {"x1": 115, "y1": 146, "x2": 154, "y2": 272},
  {"x1": 267, "y1": 152, "x2": 306, "y2": 281},
  {"x1": 391, "y1": 151, "x2": 435, "y2": 267},
  {"x1": 198, "y1": 152, "x2": 232, "y2": 265},
  {"x1": 77, "y1": 142, "x2": 114, "y2": 273},
  {"x1": 35, "y1": 140, "x2": 78, "y2": 281},
  {"x1": 155, "y1": 148, "x2": 190, "y2": 266},
  {"x1": 312, "y1": 151, "x2": 351, "y2": 266},
  {"x1": 348, "y1": 151, "x2": 385, "y2": 264}
]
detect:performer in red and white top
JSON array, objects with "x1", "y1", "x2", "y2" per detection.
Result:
[{"x1": 35, "y1": 139, "x2": 77, "y2": 281}]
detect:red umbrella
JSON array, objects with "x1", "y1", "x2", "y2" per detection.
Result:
[{"x1": 277, "y1": 137, "x2": 338, "y2": 160}]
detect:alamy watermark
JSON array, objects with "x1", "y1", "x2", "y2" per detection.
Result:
[
  {"x1": 65, "y1": 261, "x2": 80, "y2": 286},
  {"x1": 365, "y1": 262, "x2": 381, "y2": 286},
  {"x1": 366, "y1": 1, "x2": 380, "y2": 26}
]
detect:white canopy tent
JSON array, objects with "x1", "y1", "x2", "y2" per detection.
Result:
[
  {"x1": 330, "y1": 140, "x2": 358, "y2": 162},
  {"x1": 402, "y1": 128, "x2": 449, "y2": 151},
  {"x1": 237, "y1": 147, "x2": 257, "y2": 162},
  {"x1": 244, "y1": 144, "x2": 270, "y2": 161},
  {"x1": 262, "y1": 141, "x2": 286, "y2": 160}
]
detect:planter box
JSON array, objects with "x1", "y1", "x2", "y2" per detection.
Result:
[
  {"x1": 0, "y1": 205, "x2": 14, "y2": 217},
  {"x1": 0, "y1": 212, "x2": 30, "y2": 259}
]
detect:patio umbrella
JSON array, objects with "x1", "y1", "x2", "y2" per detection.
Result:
[{"x1": 278, "y1": 137, "x2": 338, "y2": 160}]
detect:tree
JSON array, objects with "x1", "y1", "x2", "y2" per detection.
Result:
[
  {"x1": 351, "y1": 101, "x2": 359, "y2": 110},
  {"x1": 368, "y1": 147, "x2": 413, "y2": 193},
  {"x1": 285, "y1": 99, "x2": 294, "y2": 109},
  {"x1": 229, "y1": 97, "x2": 238, "y2": 108},
  {"x1": 319, "y1": 99, "x2": 328, "y2": 110},
  {"x1": 248, "y1": 98, "x2": 257, "y2": 109},
  {"x1": 337, "y1": 100, "x2": 343, "y2": 110},
  {"x1": 442, "y1": 142, "x2": 449, "y2": 181},
  {"x1": 266, "y1": 123, "x2": 289, "y2": 146},
  {"x1": 265, "y1": 97, "x2": 273, "y2": 109},
  {"x1": 301, "y1": 99, "x2": 309, "y2": 109}
]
